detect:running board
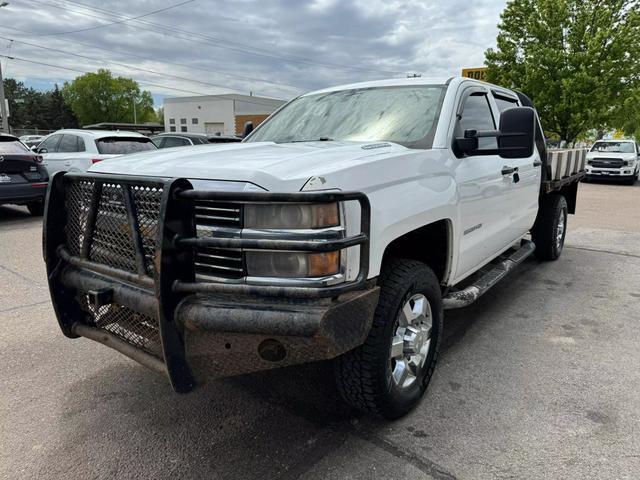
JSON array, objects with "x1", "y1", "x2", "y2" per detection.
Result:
[{"x1": 443, "y1": 240, "x2": 536, "y2": 310}]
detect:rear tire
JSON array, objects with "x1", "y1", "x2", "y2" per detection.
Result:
[
  {"x1": 531, "y1": 194, "x2": 567, "y2": 261},
  {"x1": 334, "y1": 259, "x2": 443, "y2": 419},
  {"x1": 26, "y1": 201, "x2": 44, "y2": 216}
]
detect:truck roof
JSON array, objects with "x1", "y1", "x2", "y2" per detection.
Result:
[{"x1": 302, "y1": 76, "x2": 494, "y2": 97}]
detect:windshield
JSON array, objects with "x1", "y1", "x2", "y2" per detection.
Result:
[
  {"x1": 246, "y1": 85, "x2": 446, "y2": 148},
  {"x1": 0, "y1": 137, "x2": 29, "y2": 154},
  {"x1": 95, "y1": 137, "x2": 156, "y2": 155},
  {"x1": 591, "y1": 141, "x2": 636, "y2": 153}
]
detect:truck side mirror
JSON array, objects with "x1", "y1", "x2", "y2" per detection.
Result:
[
  {"x1": 497, "y1": 107, "x2": 535, "y2": 159},
  {"x1": 242, "y1": 121, "x2": 254, "y2": 138},
  {"x1": 454, "y1": 107, "x2": 535, "y2": 159}
]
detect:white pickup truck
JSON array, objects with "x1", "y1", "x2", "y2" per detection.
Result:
[
  {"x1": 44, "y1": 77, "x2": 585, "y2": 419},
  {"x1": 585, "y1": 139, "x2": 639, "y2": 184}
]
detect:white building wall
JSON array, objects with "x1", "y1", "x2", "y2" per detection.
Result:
[
  {"x1": 163, "y1": 98, "x2": 235, "y2": 135},
  {"x1": 163, "y1": 94, "x2": 286, "y2": 136}
]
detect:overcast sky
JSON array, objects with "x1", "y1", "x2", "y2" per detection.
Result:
[{"x1": 0, "y1": 0, "x2": 506, "y2": 106}]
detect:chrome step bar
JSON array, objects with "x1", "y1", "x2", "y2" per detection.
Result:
[{"x1": 443, "y1": 240, "x2": 536, "y2": 310}]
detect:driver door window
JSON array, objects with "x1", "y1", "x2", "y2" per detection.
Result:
[
  {"x1": 455, "y1": 94, "x2": 497, "y2": 150},
  {"x1": 39, "y1": 135, "x2": 61, "y2": 154}
]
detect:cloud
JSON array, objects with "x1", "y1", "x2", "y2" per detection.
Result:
[{"x1": 0, "y1": 0, "x2": 505, "y2": 106}]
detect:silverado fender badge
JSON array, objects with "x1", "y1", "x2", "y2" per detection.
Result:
[{"x1": 464, "y1": 223, "x2": 483, "y2": 235}]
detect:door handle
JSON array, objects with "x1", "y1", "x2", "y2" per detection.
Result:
[
  {"x1": 64, "y1": 161, "x2": 72, "y2": 166},
  {"x1": 533, "y1": 160, "x2": 542, "y2": 167},
  {"x1": 501, "y1": 166, "x2": 518, "y2": 175}
]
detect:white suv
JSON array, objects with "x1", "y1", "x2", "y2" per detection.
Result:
[
  {"x1": 36, "y1": 129, "x2": 156, "y2": 177},
  {"x1": 586, "y1": 140, "x2": 639, "y2": 185}
]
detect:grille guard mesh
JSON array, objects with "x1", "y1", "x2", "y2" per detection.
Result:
[{"x1": 43, "y1": 171, "x2": 370, "y2": 391}]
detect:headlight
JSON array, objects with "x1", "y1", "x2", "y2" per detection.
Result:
[
  {"x1": 246, "y1": 251, "x2": 340, "y2": 278},
  {"x1": 243, "y1": 201, "x2": 343, "y2": 279},
  {"x1": 244, "y1": 202, "x2": 339, "y2": 229}
]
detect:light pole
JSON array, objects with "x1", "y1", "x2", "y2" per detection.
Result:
[
  {"x1": 0, "y1": 2, "x2": 8, "y2": 133},
  {"x1": 132, "y1": 98, "x2": 137, "y2": 124}
]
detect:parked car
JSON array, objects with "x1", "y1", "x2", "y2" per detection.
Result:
[
  {"x1": 585, "y1": 140, "x2": 639, "y2": 184},
  {"x1": 35, "y1": 129, "x2": 156, "y2": 177},
  {"x1": 43, "y1": 77, "x2": 585, "y2": 418},
  {"x1": 0, "y1": 133, "x2": 48, "y2": 215},
  {"x1": 19, "y1": 135, "x2": 45, "y2": 148},
  {"x1": 152, "y1": 132, "x2": 241, "y2": 148}
]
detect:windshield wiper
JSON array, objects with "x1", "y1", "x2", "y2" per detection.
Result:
[{"x1": 289, "y1": 137, "x2": 334, "y2": 143}]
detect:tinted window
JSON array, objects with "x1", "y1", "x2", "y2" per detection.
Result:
[
  {"x1": 456, "y1": 94, "x2": 497, "y2": 150},
  {"x1": 247, "y1": 86, "x2": 445, "y2": 148},
  {"x1": 39, "y1": 135, "x2": 62, "y2": 153},
  {"x1": 58, "y1": 134, "x2": 79, "y2": 153},
  {"x1": 0, "y1": 137, "x2": 29, "y2": 153},
  {"x1": 77, "y1": 136, "x2": 86, "y2": 152},
  {"x1": 150, "y1": 136, "x2": 164, "y2": 148},
  {"x1": 95, "y1": 137, "x2": 156, "y2": 154},
  {"x1": 162, "y1": 136, "x2": 191, "y2": 148},
  {"x1": 493, "y1": 96, "x2": 519, "y2": 112}
]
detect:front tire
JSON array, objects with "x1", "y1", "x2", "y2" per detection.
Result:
[
  {"x1": 334, "y1": 259, "x2": 443, "y2": 419},
  {"x1": 532, "y1": 194, "x2": 567, "y2": 261},
  {"x1": 26, "y1": 201, "x2": 44, "y2": 216}
]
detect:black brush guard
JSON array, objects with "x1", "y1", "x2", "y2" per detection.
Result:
[{"x1": 43, "y1": 171, "x2": 373, "y2": 392}]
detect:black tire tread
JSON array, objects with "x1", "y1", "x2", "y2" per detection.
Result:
[
  {"x1": 532, "y1": 194, "x2": 567, "y2": 261},
  {"x1": 335, "y1": 259, "x2": 442, "y2": 418}
]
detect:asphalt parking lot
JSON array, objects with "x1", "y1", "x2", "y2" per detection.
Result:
[{"x1": 1, "y1": 179, "x2": 639, "y2": 480}]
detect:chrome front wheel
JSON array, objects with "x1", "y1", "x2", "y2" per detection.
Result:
[
  {"x1": 556, "y1": 209, "x2": 566, "y2": 251},
  {"x1": 390, "y1": 294, "x2": 433, "y2": 389}
]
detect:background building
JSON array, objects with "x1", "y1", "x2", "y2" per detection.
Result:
[{"x1": 163, "y1": 93, "x2": 286, "y2": 136}]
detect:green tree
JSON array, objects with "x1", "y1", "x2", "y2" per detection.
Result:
[
  {"x1": 2, "y1": 79, "x2": 78, "y2": 132},
  {"x1": 485, "y1": 0, "x2": 640, "y2": 144},
  {"x1": 45, "y1": 85, "x2": 79, "y2": 129},
  {"x1": 154, "y1": 106, "x2": 164, "y2": 124},
  {"x1": 61, "y1": 69, "x2": 155, "y2": 125}
]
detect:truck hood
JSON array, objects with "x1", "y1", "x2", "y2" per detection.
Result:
[
  {"x1": 89, "y1": 141, "x2": 409, "y2": 191},
  {"x1": 586, "y1": 151, "x2": 637, "y2": 160}
]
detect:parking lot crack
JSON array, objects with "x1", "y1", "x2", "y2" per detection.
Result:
[
  {"x1": 349, "y1": 425, "x2": 458, "y2": 480},
  {"x1": 565, "y1": 245, "x2": 640, "y2": 259},
  {"x1": 0, "y1": 299, "x2": 50, "y2": 314}
]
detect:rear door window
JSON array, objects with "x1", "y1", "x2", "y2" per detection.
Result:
[
  {"x1": 58, "y1": 134, "x2": 80, "y2": 153},
  {"x1": 95, "y1": 137, "x2": 156, "y2": 154},
  {"x1": 0, "y1": 137, "x2": 30, "y2": 153},
  {"x1": 493, "y1": 95, "x2": 519, "y2": 113},
  {"x1": 162, "y1": 136, "x2": 191, "y2": 148}
]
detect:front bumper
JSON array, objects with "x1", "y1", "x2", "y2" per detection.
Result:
[
  {"x1": 586, "y1": 167, "x2": 635, "y2": 178},
  {"x1": 44, "y1": 171, "x2": 372, "y2": 392}
]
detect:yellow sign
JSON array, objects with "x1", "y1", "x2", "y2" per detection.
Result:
[{"x1": 462, "y1": 67, "x2": 488, "y2": 81}]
